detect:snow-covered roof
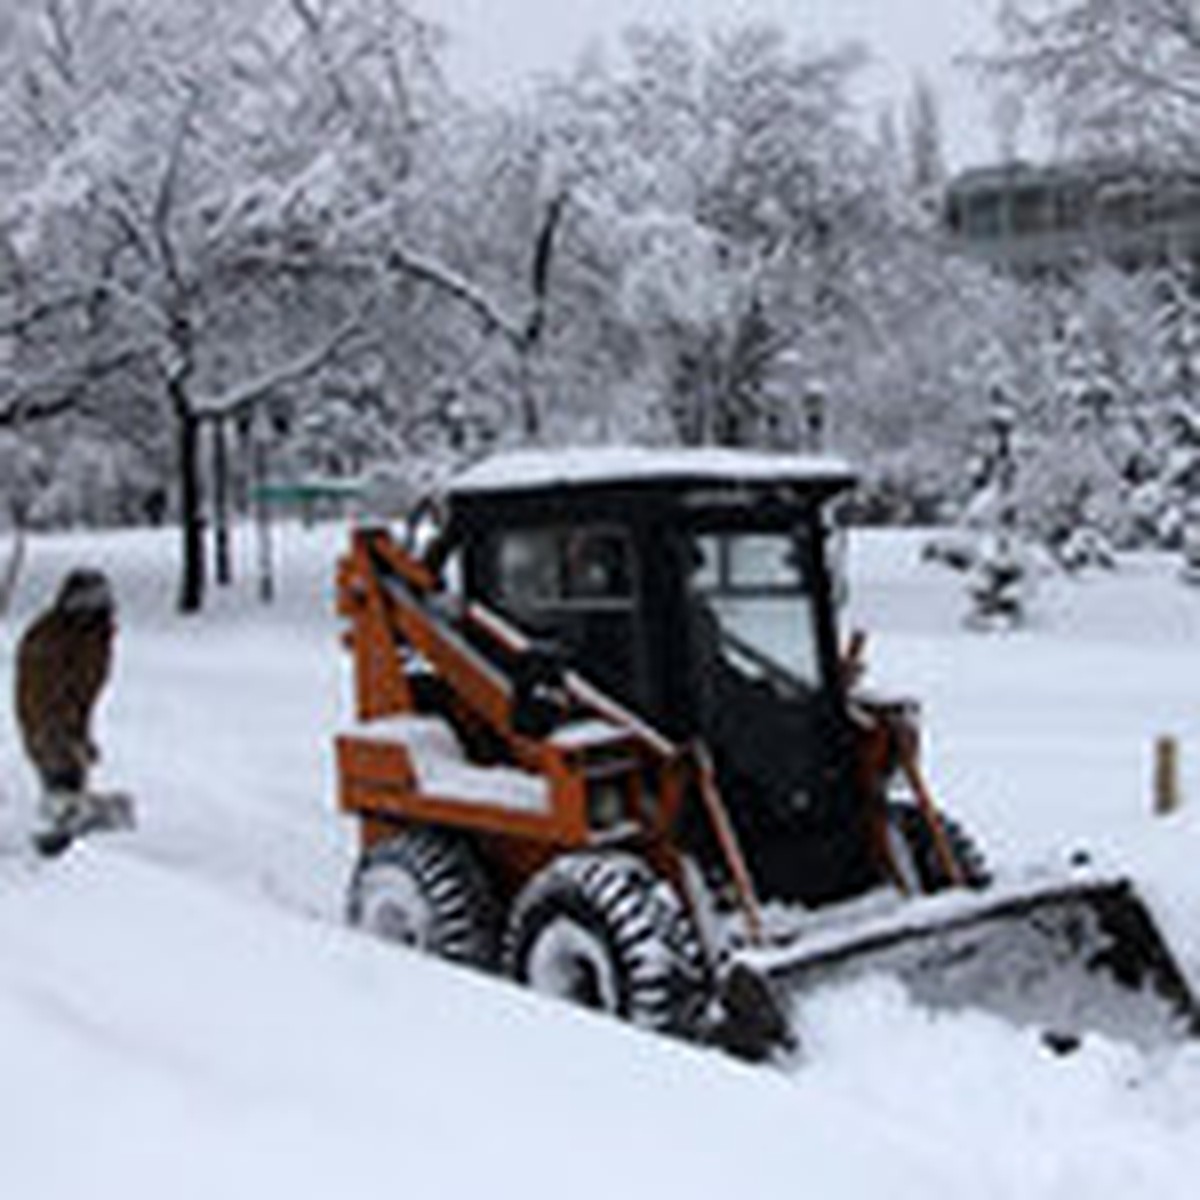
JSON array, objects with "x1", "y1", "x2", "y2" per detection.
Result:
[{"x1": 450, "y1": 447, "x2": 857, "y2": 496}]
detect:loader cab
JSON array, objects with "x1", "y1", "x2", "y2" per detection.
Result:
[{"x1": 447, "y1": 449, "x2": 870, "y2": 904}]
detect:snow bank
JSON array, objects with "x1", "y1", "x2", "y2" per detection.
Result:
[
  {"x1": 0, "y1": 847, "x2": 941, "y2": 1200},
  {"x1": 6, "y1": 847, "x2": 1200, "y2": 1200}
]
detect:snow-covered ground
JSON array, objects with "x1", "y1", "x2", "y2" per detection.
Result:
[{"x1": 2, "y1": 522, "x2": 1200, "y2": 1199}]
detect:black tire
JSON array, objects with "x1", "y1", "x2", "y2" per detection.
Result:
[
  {"x1": 348, "y1": 827, "x2": 498, "y2": 969},
  {"x1": 504, "y1": 852, "x2": 709, "y2": 1038},
  {"x1": 888, "y1": 802, "x2": 990, "y2": 891}
]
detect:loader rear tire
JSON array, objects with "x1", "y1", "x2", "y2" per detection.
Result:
[
  {"x1": 504, "y1": 852, "x2": 709, "y2": 1038},
  {"x1": 349, "y1": 827, "x2": 498, "y2": 969},
  {"x1": 888, "y1": 802, "x2": 990, "y2": 891}
]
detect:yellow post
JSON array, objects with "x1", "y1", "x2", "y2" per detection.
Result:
[{"x1": 1154, "y1": 736, "x2": 1182, "y2": 817}]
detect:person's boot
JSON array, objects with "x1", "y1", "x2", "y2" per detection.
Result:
[
  {"x1": 33, "y1": 789, "x2": 85, "y2": 858},
  {"x1": 33, "y1": 789, "x2": 135, "y2": 858}
]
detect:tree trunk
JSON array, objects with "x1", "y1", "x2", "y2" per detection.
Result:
[
  {"x1": 211, "y1": 416, "x2": 233, "y2": 587},
  {"x1": 517, "y1": 351, "x2": 542, "y2": 443},
  {"x1": 253, "y1": 433, "x2": 275, "y2": 605},
  {"x1": 0, "y1": 501, "x2": 27, "y2": 620},
  {"x1": 177, "y1": 405, "x2": 206, "y2": 614},
  {"x1": 515, "y1": 193, "x2": 568, "y2": 444}
]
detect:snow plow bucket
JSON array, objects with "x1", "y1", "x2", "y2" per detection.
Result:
[{"x1": 717, "y1": 875, "x2": 1200, "y2": 1059}]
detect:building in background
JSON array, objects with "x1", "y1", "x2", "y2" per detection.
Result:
[{"x1": 945, "y1": 160, "x2": 1200, "y2": 275}]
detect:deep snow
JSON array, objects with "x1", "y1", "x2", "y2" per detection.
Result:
[{"x1": 2, "y1": 521, "x2": 1200, "y2": 1199}]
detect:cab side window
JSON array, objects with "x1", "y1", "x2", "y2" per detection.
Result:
[
  {"x1": 493, "y1": 526, "x2": 634, "y2": 621},
  {"x1": 563, "y1": 529, "x2": 633, "y2": 603},
  {"x1": 489, "y1": 525, "x2": 640, "y2": 705},
  {"x1": 495, "y1": 529, "x2": 560, "y2": 617}
]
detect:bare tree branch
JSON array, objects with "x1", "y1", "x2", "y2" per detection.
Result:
[
  {"x1": 288, "y1": 0, "x2": 357, "y2": 120},
  {"x1": 152, "y1": 88, "x2": 201, "y2": 297},
  {"x1": 383, "y1": 243, "x2": 527, "y2": 346},
  {"x1": 102, "y1": 179, "x2": 159, "y2": 268},
  {"x1": 0, "y1": 291, "x2": 90, "y2": 339},
  {"x1": 43, "y1": 0, "x2": 78, "y2": 88},
  {"x1": 198, "y1": 306, "x2": 371, "y2": 421},
  {"x1": 524, "y1": 191, "x2": 569, "y2": 351},
  {"x1": 0, "y1": 392, "x2": 77, "y2": 428},
  {"x1": 0, "y1": 343, "x2": 155, "y2": 429},
  {"x1": 2, "y1": 270, "x2": 171, "y2": 342}
]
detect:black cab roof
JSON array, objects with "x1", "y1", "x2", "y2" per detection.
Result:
[{"x1": 448, "y1": 448, "x2": 857, "y2": 503}]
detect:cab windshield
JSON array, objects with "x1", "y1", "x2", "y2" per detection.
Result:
[{"x1": 690, "y1": 530, "x2": 821, "y2": 696}]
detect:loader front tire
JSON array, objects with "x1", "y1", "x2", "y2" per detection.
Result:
[
  {"x1": 505, "y1": 852, "x2": 708, "y2": 1038},
  {"x1": 349, "y1": 827, "x2": 498, "y2": 969},
  {"x1": 888, "y1": 802, "x2": 990, "y2": 891}
]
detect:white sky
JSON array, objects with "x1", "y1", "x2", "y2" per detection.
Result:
[{"x1": 414, "y1": 0, "x2": 1004, "y2": 170}]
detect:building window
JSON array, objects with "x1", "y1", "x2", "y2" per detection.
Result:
[{"x1": 964, "y1": 192, "x2": 1004, "y2": 238}]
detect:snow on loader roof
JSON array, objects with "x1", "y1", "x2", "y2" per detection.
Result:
[{"x1": 450, "y1": 446, "x2": 857, "y2": 496}]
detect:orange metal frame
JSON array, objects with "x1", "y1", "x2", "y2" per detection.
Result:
[{"x1": 335, "y1": 526, "x2": 710, "y2": 908}]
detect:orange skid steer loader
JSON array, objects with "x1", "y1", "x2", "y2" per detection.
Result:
[{"x1": 335, "y1": 449, "x2": 1198, "y2": 1060}]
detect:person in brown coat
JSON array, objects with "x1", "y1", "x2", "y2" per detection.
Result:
[{"x1": 15, "y1": 568, "x2": 119, "y2": 855}]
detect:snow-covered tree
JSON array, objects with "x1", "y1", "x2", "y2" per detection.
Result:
[
  {"x1": 11, "y1": 0, "x2": 1197, "y2": 596},
  {"x1": 488, "y1": 24, "x2": 865, "y2": 448},
  {"x1": 0, "y1": 0, "x2": 449, "y2": 610},
  {"x1": 989, "y1": 0, "x2": 1200, "y2": 160},
  {"x1": 1151, "y1": 262, "x2": 1200, "y2": 564},
  {"x1": 1040, "y1": 310, "x2": 1125, "y2": 553}
]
